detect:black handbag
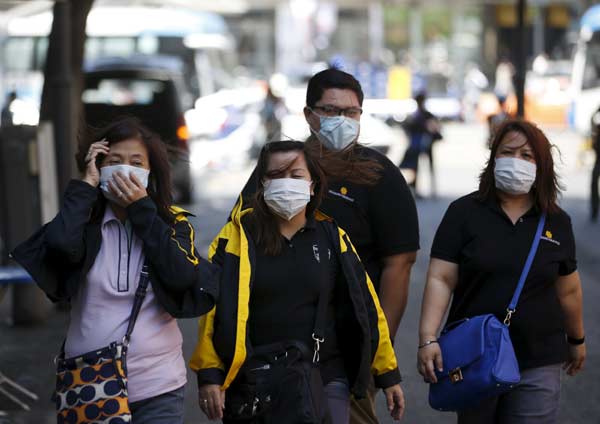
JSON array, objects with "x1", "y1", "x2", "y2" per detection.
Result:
[
  {"x1": 224, "y1": 277, "x2": 332, "y2": 423},
  {"x1": 54, "y1": 263, "x2": 151, "y2": 423}
]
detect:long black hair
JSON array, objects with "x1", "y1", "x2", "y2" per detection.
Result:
[
  {"x1": 246, "y1": 140, "x2": 326, "y2": 256},
  {"x1": 76, "y1": 117, "x2": 174, "y2": 223}
]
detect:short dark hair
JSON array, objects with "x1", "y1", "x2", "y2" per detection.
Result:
[
  {"x1": 306, "y1": 68, "x2": 364, "y2": 108},
  {"x1": 478, "y1": 119, "x2": 562, "y2": 214}
]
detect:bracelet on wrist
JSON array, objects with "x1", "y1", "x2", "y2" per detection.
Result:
[
  {"x1": 566, "y1": 335, "x2": 585, "y2": 345},
  {"x1": 418, "y1": 339, "x2": 439, "y2": 349}
]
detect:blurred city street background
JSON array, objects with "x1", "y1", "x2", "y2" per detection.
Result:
[{"x1": 0, "y1": 0, "x2": 599, "y2": 422}]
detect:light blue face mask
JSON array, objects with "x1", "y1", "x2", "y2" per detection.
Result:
[{"x1": 311, "y1": 115, "x2": 360, "y2": 151}]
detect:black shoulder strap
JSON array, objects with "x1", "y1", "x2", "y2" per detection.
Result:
[{"x1": 123, "y1": 262, "x2": 151, "y2": 345}]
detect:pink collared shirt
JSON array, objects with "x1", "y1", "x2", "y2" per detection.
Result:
[{"x1": 65, "y1": 205, "x2": 186, "y2": 402}]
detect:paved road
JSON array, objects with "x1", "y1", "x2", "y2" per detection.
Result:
[{"x1": 1, "y1": 123, "x2": 598, "y2": 423}]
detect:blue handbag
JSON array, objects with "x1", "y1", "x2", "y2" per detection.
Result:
[{"x1": 429, "y1": 214, "x2": 546, "y2": 411}]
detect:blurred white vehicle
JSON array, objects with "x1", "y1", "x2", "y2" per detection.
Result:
[{"x1": 570, "y1": 4, "x2": 600, "y2": 136}]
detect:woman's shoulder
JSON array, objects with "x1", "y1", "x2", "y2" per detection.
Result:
[
  {"x1": 169, "y1": 205, "x2": 194, "y2": 218},
  {"x1": 168, "y1": 205, "x2": 196, "y2": 225},
  {"x1": 547, "y1": 206, "x2": 573, "y2": 227},
  {"x1": 446, "y1": 191, "x2": 482, "y2": 213}
]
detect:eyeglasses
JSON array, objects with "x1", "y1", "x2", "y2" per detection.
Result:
[{"x1": 310, "y1": 105, "x2": 363, "y2": 119}]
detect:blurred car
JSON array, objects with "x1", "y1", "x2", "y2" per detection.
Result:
[
  {"x1": 476, "y1": 60, "x2": 571, "y2": 127},
  {"x1": 524, "y1": 61, "x2": 571, "y2": 127},
  {"x1": 366, "y1": 72, "x2": 463, "y2": 126},
  {"x1": 82, "y1": 56, "x2": 192, "y2": 203},
  {"x1": 185, "y1": 84, "x2": 265, "y2": 171}
]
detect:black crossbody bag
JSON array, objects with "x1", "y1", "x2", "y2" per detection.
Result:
[
  {"x1": 53, "y1": 263, "x2": 151, "y2": 423},
  {"x1": 223, "y1": 279, "x2": 332, "y2": 423}
]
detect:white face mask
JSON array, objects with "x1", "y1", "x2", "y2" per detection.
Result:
[
  {"x1": 311, "y1": 114, "x2": 360, "y2": 151},
  {"x1": 99, "y1": 164, "x2": 150, "y2": 203},
  {"x1": 263, "y1": 178, "x2": 311, "y2": 221},
  {"x1": 494, "y1": 157, "x2": 537, "y2": 195}
]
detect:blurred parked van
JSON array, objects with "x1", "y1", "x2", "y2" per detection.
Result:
[{"x1": 83, "y1": 56, "x2": 192, "y2": 203}]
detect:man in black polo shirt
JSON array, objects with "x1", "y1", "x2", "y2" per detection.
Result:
[{"x1": 239, "y1": 68, "x2": 419, "y2": 423}]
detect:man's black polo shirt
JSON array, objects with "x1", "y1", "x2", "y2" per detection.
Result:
[
  {"x1": 318, "y1": 145, "x2": 419, "y2": 289},
  {"x1": 240, "y1": 144, "x2": 420, "y2": 291},
  {"x1": 431, "y1": 192, "x2": 577, "y2": 370}
]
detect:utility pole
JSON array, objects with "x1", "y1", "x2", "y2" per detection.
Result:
[
  {"x1": 39, "y1": 0, "x2": 94, "y2": 196},
  {"x1": 515, "y1": 0, "x2": 527, "y2": 117},
  {"x1": 39, "y1": 1, "x2": 73, "y2": 195}
]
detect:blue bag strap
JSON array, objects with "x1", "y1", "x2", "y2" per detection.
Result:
[{"x1": 504, "y1": 213, "x2": 546, "y2": 325}]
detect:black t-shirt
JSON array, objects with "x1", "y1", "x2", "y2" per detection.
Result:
[
  {"x1": 431, "y1": 192, "x2": 577, "y2": 370},
  {"x1": 318, "y1": 145, "x2": 420, "y2": 288},
  {"x1": 241, "y1": 144, "x2": 420, "y2": 290},
  {"x1": 247, "y1": 217, "x2": 345, "y2": 384}
]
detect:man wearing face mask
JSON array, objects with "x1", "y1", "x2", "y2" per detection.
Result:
[{"x1": 238, "y1": 68, "x2": 419, "y2": 424}]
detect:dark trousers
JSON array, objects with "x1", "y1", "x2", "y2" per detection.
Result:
[
  {"x1": 457, "y1": 364, "x2": 561, "y2": 424},
  {"x1": 409, "y1": 147, "x2": 436, "y2": 197},
  {"x1": 592, "y1": 152, "x2": 599, "y2": 220}
]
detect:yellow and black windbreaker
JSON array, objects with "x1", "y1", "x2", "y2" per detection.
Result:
[{"x1": 189, "y1": 198, "x2": 401, "y2": 397}]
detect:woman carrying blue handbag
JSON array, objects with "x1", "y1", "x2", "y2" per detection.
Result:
[{"x1": 417, "y1": 119, "x2": 586, "y2": 423}]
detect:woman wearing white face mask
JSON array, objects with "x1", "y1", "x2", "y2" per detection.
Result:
[
  {"x1": 417, "y1": 120, "x2": 585, "y2": 423},
  {"x1": 191, "y1": 141, "x2": 405, "y2": 423},
  {"x1": 12, "y1": 117, "x2": 217, "y2": 423}
]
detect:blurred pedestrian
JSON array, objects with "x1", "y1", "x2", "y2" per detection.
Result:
[
  {"x1": 229, "y1": 68, "x2": 419, "y2": 424},
  {"x1": 11, "y1": 117, "x2": 218, "y2": 423},
  {"x1": 1, "y1": 91, "x2": 17, "y2": 126},
  {"x1": 463, "y1": 62, "x2": 489, "y2": 123},
  {"x1": 591, "y1": 107, "x2": 600, "y2": 221},
  {"x1": 494, "y1": 56, "x2": 515, "y2": 99},
  {"x1": 260, "y1": 77, "x2": 287, "y2": 142},
  {"x1": 191, "y1": 141, "x2": 405, "y2": 423},
  {"x1": 487, "y1": 94, "x2": 511, "y2": 143},
  {"x1": 400, "y1": 92, "x2": 442, "y2": 198},
  {"x1": 418, "y1": 119, "x2": 586, "y2": 423}
]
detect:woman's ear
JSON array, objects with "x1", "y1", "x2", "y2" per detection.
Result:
[{"x1": 310, "y1": 180, "x2": 315, "y2": 196}]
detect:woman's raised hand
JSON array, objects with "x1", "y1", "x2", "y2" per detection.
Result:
[
  {"x1": 82, "y1": 139, "x2": 109, "y2": 187},
  {"x1": 108, "y1": 171, "x2": 148, "y2": 207}
]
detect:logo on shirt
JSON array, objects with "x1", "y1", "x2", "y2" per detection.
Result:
[
  {"x1": 312, "y1": 244, "x2": 320, "y2": 263},
  {"x1": 541, "y1": 229, "x2": 561, "y2": 246},
  {"x1": 328, "y1": 188, "x2": 355, "y2": 202}
]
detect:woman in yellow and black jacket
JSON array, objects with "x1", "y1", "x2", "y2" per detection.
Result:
[{"x1": 190, "y1": 141, "x2": 404, "y2": 423}]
